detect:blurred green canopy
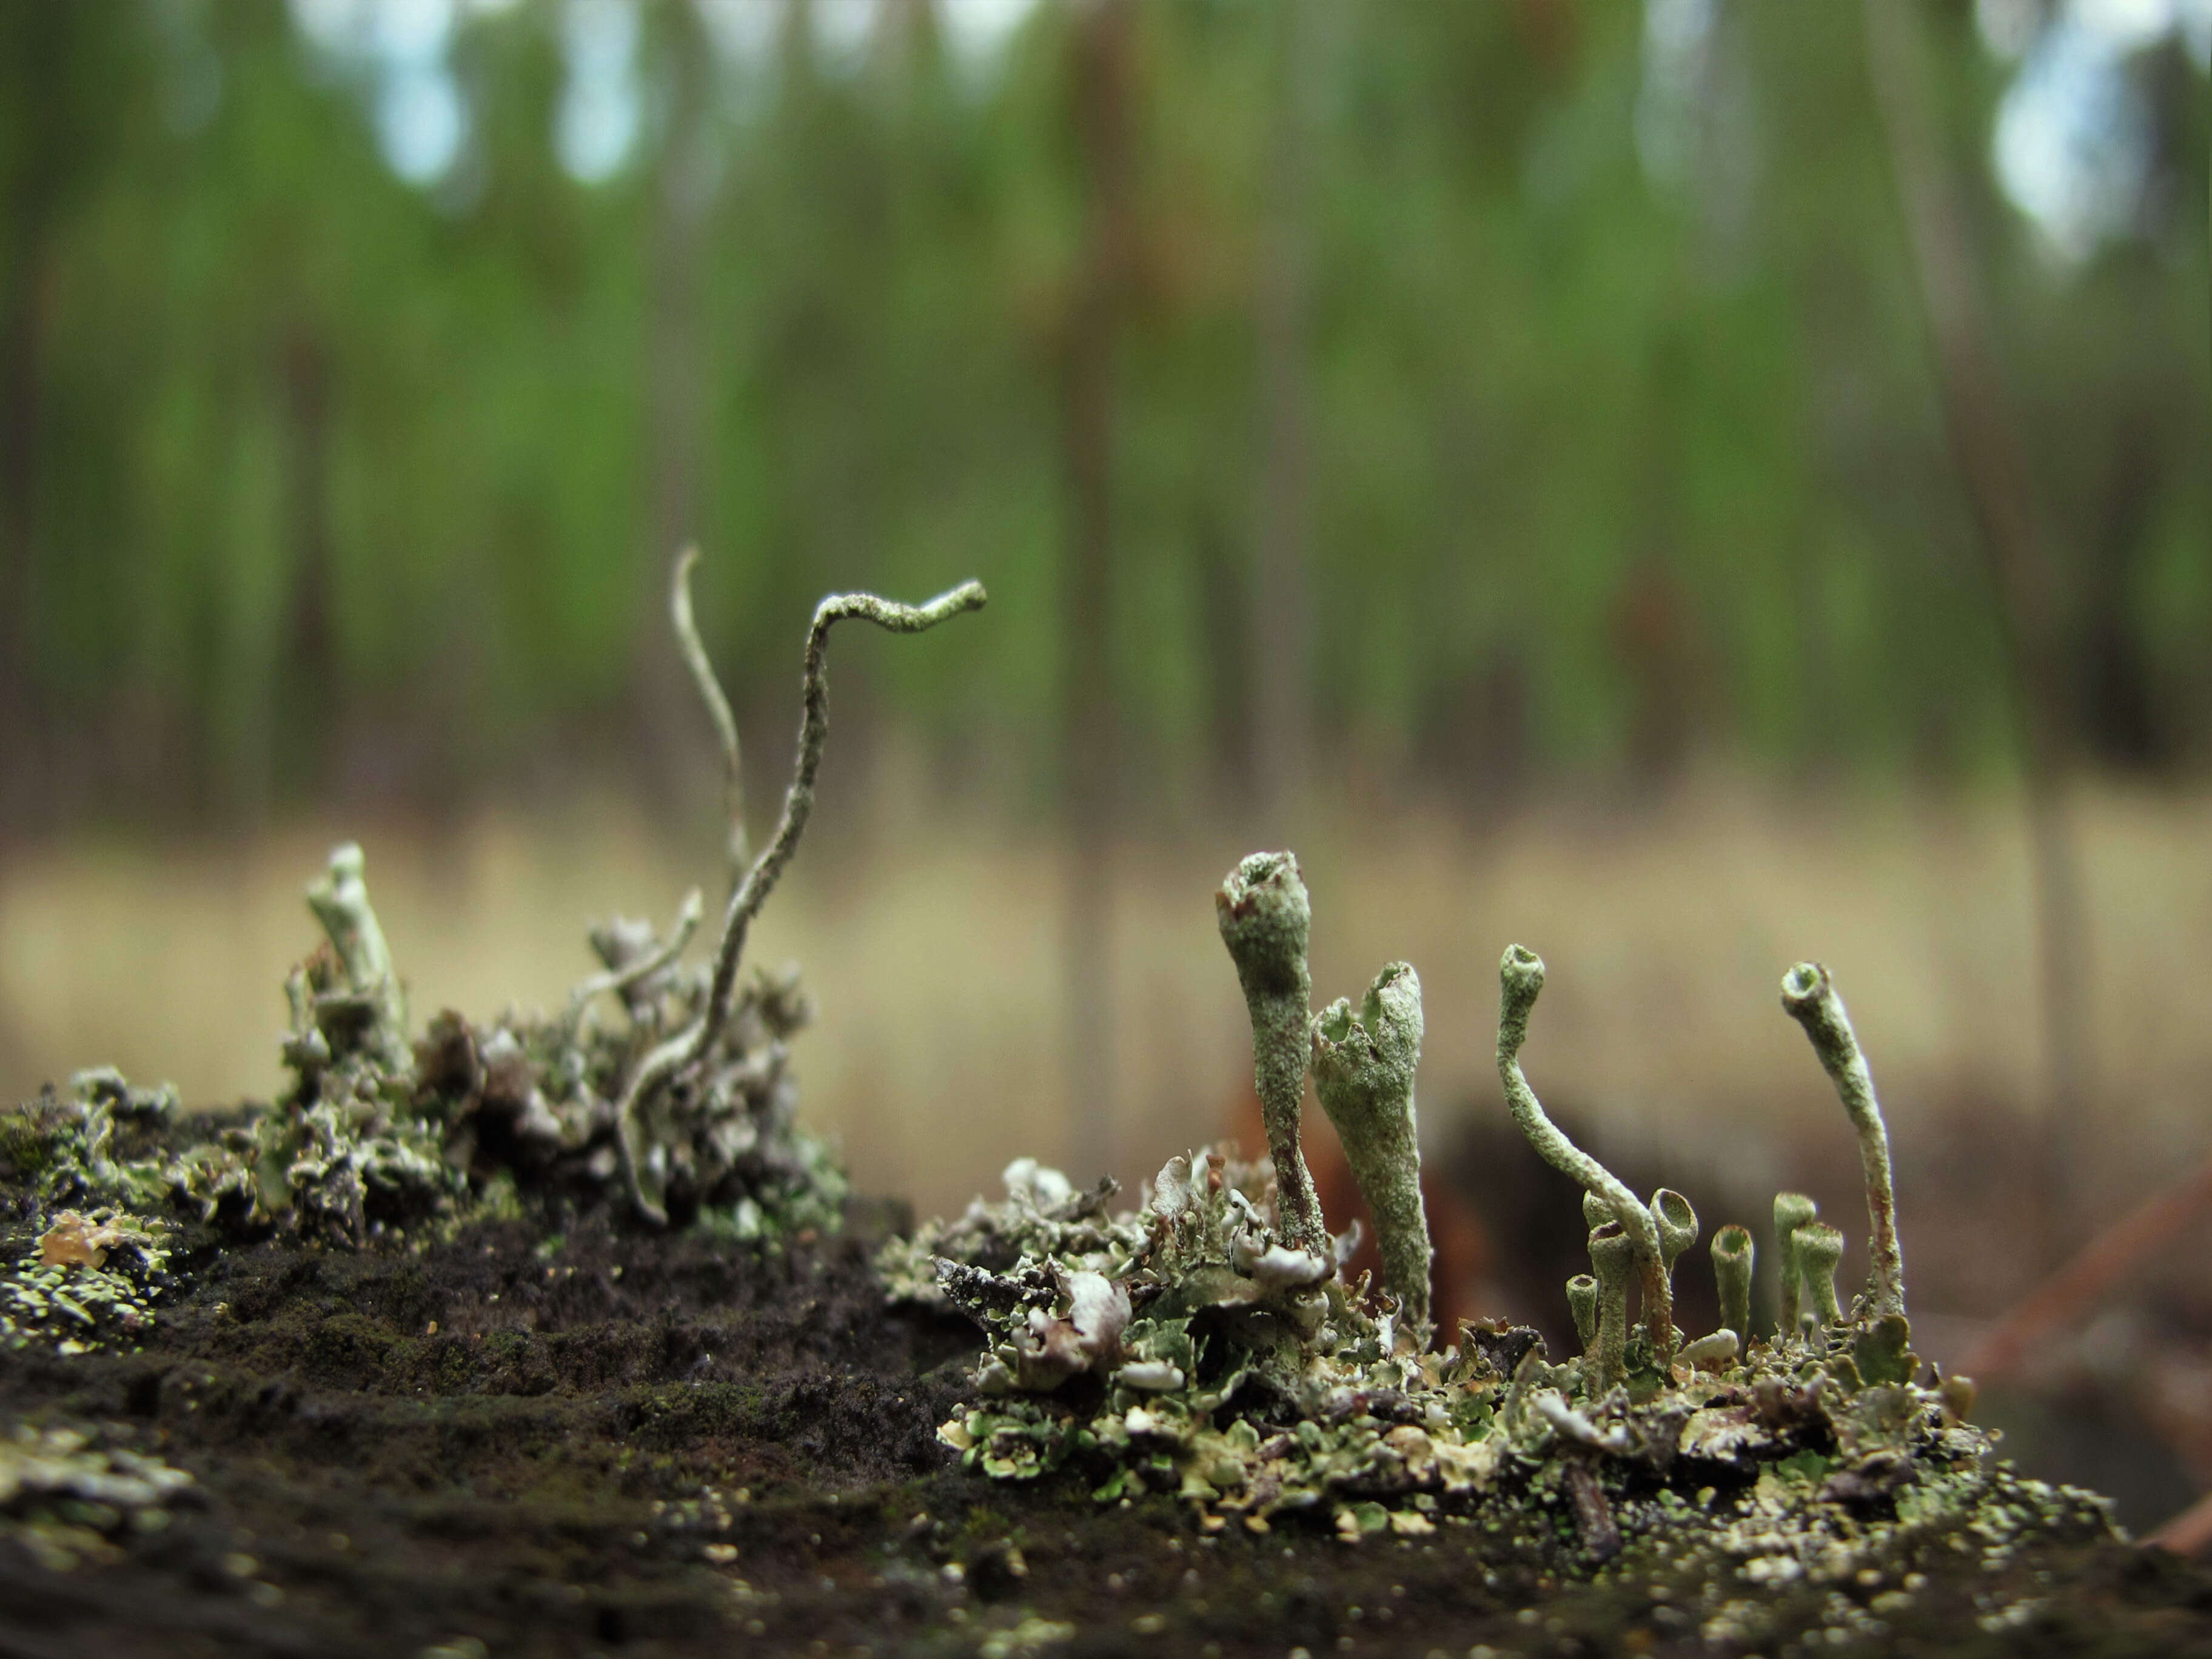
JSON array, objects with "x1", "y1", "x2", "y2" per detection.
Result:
[{"x1": 0, "y1": 0, "x2": 2204, "y2": 831}]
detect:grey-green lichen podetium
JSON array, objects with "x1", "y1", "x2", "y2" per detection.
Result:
[
  {"x1": 1796, "y1": 1222, "x2": 1847, "y2": 1327},
  {"x1": 892, "y1": 1145, "x2": 2117, "y2": 1585},
  {"x1": 891, "y1": 875, "x2": 2117, "y2": 1585},
  {"x1": 1310, "y1": 961, "x2": 1432, "y2": 1334},
  {"x1": 1215, "y1": 853, "x2": 1329, "y2": 1256},
  {"x1": 1584, "y1": 1222, "x2": 1635, "y2": 1393},
  {"x1": 304, "y1": 843, "x2": 411, "y2": 1073},
  {"x1": 1711, "y1": 1223, "x2": 1754, "y2": 1347},
  {"x1": 1651, "y1": 1187, "x2": 1699, "y2": 1311},
  {"x1": 1496, "y1": 945, "x2": 1673, "y2": 1361},
  {"x1": 1772, "y1": 1191, "x2": 1820, "y2": 1339},
  {"x1": 0, "y1": 558, "x2": 974, "y2": 1253},
  {"x1": 1781, "y1": 961, "x2": 1905, "y2": 1319}
]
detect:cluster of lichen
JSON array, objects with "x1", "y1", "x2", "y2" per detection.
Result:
[
  {"x1": 1, "y1": 1200, "x2": 172, "y2": 1356},
  {"x1": 0, "y1": 557, "x2": 985, "y2": 1265},
  {"x1": 888, "y1": 849, "x2": 2119, "y2": 1579}
]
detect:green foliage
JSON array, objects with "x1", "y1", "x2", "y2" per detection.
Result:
[{"x1": 2, "y1": 3, "x2": 2205, "y2": 819}]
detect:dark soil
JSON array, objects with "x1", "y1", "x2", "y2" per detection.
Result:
[{"x1": 5, "y1": 1205, "x2": 2212, "y2": 1659}]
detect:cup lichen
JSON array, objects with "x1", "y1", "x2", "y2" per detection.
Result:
[
  {"x1": 1215, "y1": 853, "x2": 1329, "y2": 1256},
  {"x1": 1772, "y1": 1191, "x2": 1820, "y2": 1338},
  {"x1": 1565, "y1": 1273, "x2": 1599, "y2": 1353},
  {"x1": 1309, "y1": 960, "x2": 1432, "y2": 1332},
  {"x1": 1711, "y1": 1222, "x2": 1755, "y2": 1346},
  {"x1": 886, "y1": 852, "x2": 2101, "y2": 1587},
  {"x1": 1797, "y1": 1221, "x2": 1848, "y2": 1327}
]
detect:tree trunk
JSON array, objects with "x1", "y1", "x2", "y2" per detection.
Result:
[
  {"x1": 0, "y1": 7, "x2": 78, "y2": 836},
  {"x1": 1252, "y1": 0, "x2": 1316, "y2": 834},
  {"x1": 634, "y1": 3, "x2": 716, "y2": 806},
  {"x1": 1061, "y1": 0, "x2": 1135, "y2": 1188},
  {"x1": 1863, "y1": 0, "x2": 2092, "y2": 1258}
]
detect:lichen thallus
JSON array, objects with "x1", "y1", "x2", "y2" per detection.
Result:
[
  {"x1": 895, "y1": 848, "x2": 2034, "y2": 1561},
  {"x1": 1214, "y1": 850, "x2": 1915, "y2": 1364}
]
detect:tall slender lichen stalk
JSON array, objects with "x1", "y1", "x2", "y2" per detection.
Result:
[
  {"x1": 1773, "y1": 1191, "x2": 1818, "y2": 1337},
  {"x1": 671, "y1": 546, "x2": 750, "y2": 882},
  {"x1": 1216, "y1": 853, "x2": 1328, "y2": 1255},
  {"x1": 1310, "y1": 961, "x2": 1432, "y2": 1330},
  {"x1": 1498, "y1": 945, "x2": 1672, "y2": 1359},
  {"x1": 1781, "y1": 962, "x2": 1905, "y2": 1317},
  {"x1": 617, "y1": 569, "x2": 988, "y2": 1224},
  {"x1": 1711, "y1": 1223, "x2": 1754, "y2": 1344}
]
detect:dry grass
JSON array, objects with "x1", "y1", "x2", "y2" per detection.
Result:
[{"x1": 2, "y1": 777, "x2": 2208, "y2": 1232}]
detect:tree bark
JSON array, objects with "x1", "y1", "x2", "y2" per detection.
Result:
[
  {"x1": 1252, "y1": 0, "x2": 1316, "y2": 833},
  {"x1": 635, "y1": 3, "x2": 717, "y2": 803},
  {"x1": 0, "y1": 6, "x2": 79, "y2": 833}
]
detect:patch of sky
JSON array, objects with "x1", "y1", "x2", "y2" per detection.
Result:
[
  {"x1": 940, "y1": 0, "x2": 1042, "y2": 77},
  {"x1": 1635, "y1": 0, "x2": 2209, "y2": 265},
  {"x1": 287, "y1": 0, "x2": 472, "y2": 186},
  {"x1": 811, "y1": 0, "x2": 881, "y2": 73},
  {"x1": 300, "y1": 0, "x2": 1042, "y2": 188},
  {"x1": 1982, "y1": 0, "x2": 2212, "y2": 260},
  {"x1": 697, "y1": 0, "x2": 782, "y2": 78},
  {"x1": 1634, "y1": 0, "x2": 1714, "y2": 190},
  {"x1": 557, "y1": 0, "x2": 643, "y2": 184}
]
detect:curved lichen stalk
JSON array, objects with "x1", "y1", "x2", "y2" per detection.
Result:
[
  {"x1": 1781, "y1": 962, "x2": 1905, "y2": 1318},
  {"x1": 1497, "y1": 945, "x2": 1673, "y2": 1359},
  {"x1": 671, "y1": 546, "x2": 750, "y2": 883},
  {"x1": 692, "y1": 580, "x2": 987, "y2": 1065},
  {"x1": 616, "y1": 572, "x2": 988, "y2": 1224}
]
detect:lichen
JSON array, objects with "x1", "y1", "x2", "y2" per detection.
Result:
[
  {"x1": 2, "y1": 1206, "x2": 171, "y2": 1355},
  {"x1": 890, "y1": 851, "x2": 2123, "y2": 1586},
  {"x1": 0, "y1": 1419, "x2": 194, "y2": 1572},
  {"x1": 0, "y1": 557, "x2": 979, "y2": 1256}
]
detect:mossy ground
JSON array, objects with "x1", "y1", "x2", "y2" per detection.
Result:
[{"x1": 1, "y1": 1199, "x2": 2210, "y2": 1658}]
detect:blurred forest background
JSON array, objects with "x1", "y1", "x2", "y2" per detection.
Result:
[{"x1": 1, "y1": 0, "x2": 2211, "y2": 1521}]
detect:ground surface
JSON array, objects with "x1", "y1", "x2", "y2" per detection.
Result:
[{"x1": 5, "y1": 1208, "x2": 2212, "y2": 1659}]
